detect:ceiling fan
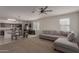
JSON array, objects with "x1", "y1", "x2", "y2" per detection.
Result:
[{"x1": 32, "y1": 6, "x2": 53, "y2": 15}]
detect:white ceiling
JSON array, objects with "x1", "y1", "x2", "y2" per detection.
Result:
[{"x1": 0, "y1": 6, "x2": 79, "y2": 21}]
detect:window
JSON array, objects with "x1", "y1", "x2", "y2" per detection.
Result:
[
  {"x1": 33, "y1": 21, "x2": 40, "y2": 30},
  {"x1": 59, "y1": 18, "x2": 70, "y2": 31}
]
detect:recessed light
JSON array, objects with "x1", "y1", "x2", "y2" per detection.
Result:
[{"x1": 8, "y1": 19, "x2": 16, "y2": 21}]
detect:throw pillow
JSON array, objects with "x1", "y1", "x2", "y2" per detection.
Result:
[
  {"x1": 60, "y1": 31, "x2": 66, "y2": 36},
  {"x1": 67, "y1": 33, "x2": 75, "y2": 42}
]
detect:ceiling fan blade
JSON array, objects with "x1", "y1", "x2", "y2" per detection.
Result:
[
  {"x1": 43, "y1": 6, "x2": 48, "y2": 10},
  {"x1": 46, "y1": 10, "x2": 52, "y2": 12}
]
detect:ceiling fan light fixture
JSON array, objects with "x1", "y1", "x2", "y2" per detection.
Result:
[{"x1": 32, "y1": 6, "x2": 52, "y2": 15}]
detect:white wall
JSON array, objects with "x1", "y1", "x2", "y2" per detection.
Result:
[{"x1": 39, "y1": 12, "x2": 79, "y2": 34}]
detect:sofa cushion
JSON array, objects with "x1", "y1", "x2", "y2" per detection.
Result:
[
  {"x1": 50, "y1": 31, "x2": 58, "y2": 35},
  {"x1": 59, "y1": 31, "x2": 70, "y2": 37},
  {"x1": 42, "y1": 31, "x2": 50, "y2": 34},
  {"x1": 67, "y1": 33, "x2": 75, "y2": 42},
  {"x1": 39, "y1": 34, "x2": 58, "y2": 40},
  {"x1": 40, "y1": 34, "x2": 65, "y2": 38},
  {"x1": 39, "y1": 34, "x2": 65, "y2": 40}
]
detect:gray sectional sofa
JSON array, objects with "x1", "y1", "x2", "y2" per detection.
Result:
[
  {"x1": 39, "y1": 30, "x2": 79, "y2": 53},
  {"x1": 39, "y1": 30, "x2": 71, "y2": 41}
]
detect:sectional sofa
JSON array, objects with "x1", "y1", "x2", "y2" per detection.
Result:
[
  {"x1": 39, "y1": 30, "x2": 79, "y2": 53},
  {"x1": 39, "y1": 30, "x2": 71, "y2": 41}
]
